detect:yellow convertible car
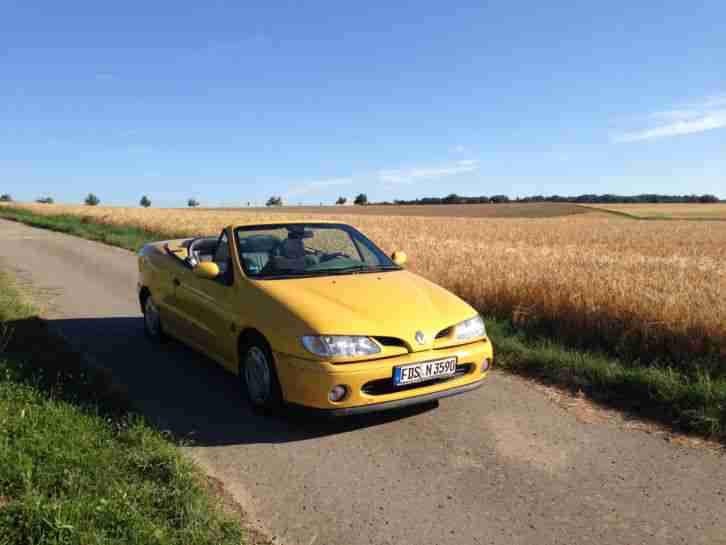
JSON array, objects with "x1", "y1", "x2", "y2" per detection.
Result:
[{"x1": 137, "y1": 222, "x2": 492, "y2": 415}]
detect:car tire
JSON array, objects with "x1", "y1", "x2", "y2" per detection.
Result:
[
  {"x1": 240, "y1": 335, "x2": 283, "y2": 413},
  {"x1": 143, "y1": 294, "x2": 167, "y2": 342}
]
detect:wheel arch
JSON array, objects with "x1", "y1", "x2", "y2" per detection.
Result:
[{"x1": 238, "y1": 327, "x2": 272, "y2": 355}]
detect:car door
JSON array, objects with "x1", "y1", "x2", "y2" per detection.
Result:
[{"x1": 172, "y1": 231, "x2": 240, "y2": 369}]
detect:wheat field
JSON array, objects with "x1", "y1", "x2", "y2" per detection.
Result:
[{"x1": 4, "y1": 202, "x2": 726, "y2": 367}]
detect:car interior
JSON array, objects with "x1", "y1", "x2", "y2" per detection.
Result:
[
  {"x1": 181, "y1": 226, "x2": 373, "y2": 279},
  {"x1": 184, "y1": 232, "x2": 320, "y2": 277}
]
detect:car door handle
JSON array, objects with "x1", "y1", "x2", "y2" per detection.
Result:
[{"x1": 173, "y1": 278, "x2": 181, "y2": 287}]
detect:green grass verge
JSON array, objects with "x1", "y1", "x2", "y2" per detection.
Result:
[
  {"x1": 0, "y1": 272, "x2": 248, "y2": 544},
  {"x1": 0, "y1": 206, "x2": 178, "y2": 252},
  {"x1": 1, "y1": 207, "x2": 724, "y2": 439},
  {"x1": 488, "y1": 319, "x2": 725, "y2": 438}
]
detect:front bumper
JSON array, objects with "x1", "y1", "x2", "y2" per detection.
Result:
[
  {"x1": 274, "y1": 338, "x2": 493, "y2": 412},
  {"x1": 293, "y1": 379, "x2": 486, "y2": 416}
]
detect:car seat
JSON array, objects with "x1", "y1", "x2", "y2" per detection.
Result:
[{"x1": 272, "y1": 238, "x2": 307, "y2": 271}]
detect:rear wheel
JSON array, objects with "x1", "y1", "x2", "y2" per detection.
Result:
[
  {"x1": 240, "y1": 335, "x2": 283, "y2": 412},
  {"x1": 143, "y1": 294, "x2": 166, "y2": 342}
]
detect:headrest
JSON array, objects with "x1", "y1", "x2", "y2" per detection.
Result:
[{"x1": 240, "y1": 234, "x2": 281, "y2": 252}]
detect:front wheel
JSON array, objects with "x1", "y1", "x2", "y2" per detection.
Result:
[
  {"x1": 240, "y1": 337, "x2": 283, "y2": 413},
  {"x1": 143, "y1": 295, "x2": 167, "y2": 342}
]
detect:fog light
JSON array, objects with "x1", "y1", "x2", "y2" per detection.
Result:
[
  {"x1": 329, "y1": 385, "x2": 348, "y2": 402},
  {"x1": 481, "y1": 358, "x2": 491, "y2": 373}
]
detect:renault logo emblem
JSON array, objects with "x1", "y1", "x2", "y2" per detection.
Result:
[{"x1": 415, "y1": 331, "x2": 426, "y2": 345}]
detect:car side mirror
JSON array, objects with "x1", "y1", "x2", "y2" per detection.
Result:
[
  {"x1": 391, "y1": 251, "x2": 407, "y2": 266},
  {"x1": 193, "y1": 262, "x2": 221, "y2": 280}
]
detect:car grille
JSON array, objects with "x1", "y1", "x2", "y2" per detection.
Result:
[
  {"x1": 361, "y1": 364, "x2": 473, "y2": 396},
  {"x1": 373, "y1": 336, "x2": 409, "y2": 349}
]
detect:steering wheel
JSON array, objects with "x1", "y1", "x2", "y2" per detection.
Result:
[{"x1": 320, "y1": 251, "x2": 351, "y2": 262}]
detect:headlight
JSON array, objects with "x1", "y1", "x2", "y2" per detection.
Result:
[
  {"x1": 454, "y1": 315, "x2": 486, "y2": 340},
  {"x1": 301, "y1": 335, "x2": 381, "y2": 358}
]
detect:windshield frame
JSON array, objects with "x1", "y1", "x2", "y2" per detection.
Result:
[{"x1": 233, "y1": 222, "x2": 401, "y2": 280}]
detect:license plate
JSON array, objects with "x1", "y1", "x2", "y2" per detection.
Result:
[{"x1": 393, "y1": 357, "x2": 458, "y2": 386}]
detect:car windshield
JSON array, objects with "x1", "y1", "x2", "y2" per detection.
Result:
[{"x1": 234, "y1": 223, "x2": 400, "y2": 279}]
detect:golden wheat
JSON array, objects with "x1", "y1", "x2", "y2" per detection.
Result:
[{"x1": 5, "y1": 202, "x2": 726, "y2": 364}]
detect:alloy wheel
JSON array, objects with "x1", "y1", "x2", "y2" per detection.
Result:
[{"x1": 244, "y1": 346, "x2": 272, "y2": 405}]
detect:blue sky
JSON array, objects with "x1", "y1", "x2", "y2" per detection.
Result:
[{"x1": 1, "y1": 1, "x2": 724, "y2": 206}]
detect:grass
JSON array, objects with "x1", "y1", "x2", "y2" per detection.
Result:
[
  {"x1": 0, "y1": 271, "x2": 248, "y2": 544},
  {"x1": 1, "y1": 204, "x2": 725, "y2": 439},
  {"x1": 0, "y1": 205, "x2": 177, "y2": 252}
]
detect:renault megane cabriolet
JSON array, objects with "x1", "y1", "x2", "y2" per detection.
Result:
[{"x1": 137, "y1": 222, "x2": 493, "y2": 415}]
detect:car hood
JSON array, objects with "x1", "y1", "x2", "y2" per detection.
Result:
[{"x1": 255, "y1": 270, "x2": 477, "y2": 351}]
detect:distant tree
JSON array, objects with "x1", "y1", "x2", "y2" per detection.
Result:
[
  {"x1": 187, "y1": 198, "x2": 200, "y2": 208},
  {"x1": 139, "y1": 195, "x2": 152, "y2": 208},
  {"x1": 36, "y1": 197, "x2": 54, "y2": 204},
  {"x1": 84, "y1": 193, "x2": 100, "y2": 206},
  {"x1": 354, "y1": 193, "x2": 368, "y2": 205},
  {"x1": 266, "y1": 196, "x2": 283, "y2": 207},
  {"x1": 336, "y1": 196, "x2": 347, "y2": 205},
  {"x1": 699, "y1": 194, "x2": 719, "y2": 203},
  {"x1": 0, "y1": 193, "x2": 12, "y2": 202},
  {"x1": 442, "y1": 193, "x2": 462, "y2": 204},
  {"x1": 489, "y1": 194, "x2": 510, "y2": 204}
]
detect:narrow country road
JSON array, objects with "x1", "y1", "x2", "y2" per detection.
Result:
[{"x1": 1, "y1": 218, "x2": 724, "y2": 545}]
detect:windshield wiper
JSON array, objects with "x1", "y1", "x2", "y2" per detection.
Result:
[
  {"x1": 254, "y1": 264, "x2": 401, "y2": 279},
  {"x1": 324, "y1": 265, "x2": 369, "y2": 274},
  {"x1": 325, "y1": 264, "x2": 401, "y2": 275}
]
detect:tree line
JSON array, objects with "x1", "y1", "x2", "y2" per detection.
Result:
[{"x1": 378, "y1": 193, "x2": 722, "y2": 205}]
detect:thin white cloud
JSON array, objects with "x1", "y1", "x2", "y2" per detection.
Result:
[
  {"x1": 450, "y1": 145, "x2": 467, "y2": 153},
  {"x1": 614, "y1": 113, "x2": 726, "y2": 143},
  {"x1": 614, "y1": 94, "x2": 726, "y2": 143},
  {"x1": 284, "y1": 177, "x2": 353, "y2": 198},
  {"x1": 95, "y1": 73, "x2": 114, "y2": 80},
  {"x1": 376, "y1": 159, "x2": 480, "y2": 184}
]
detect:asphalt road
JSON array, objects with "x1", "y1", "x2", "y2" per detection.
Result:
[{"x1": 1, "y1": 218, "x2": 725, "y2": 545}]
